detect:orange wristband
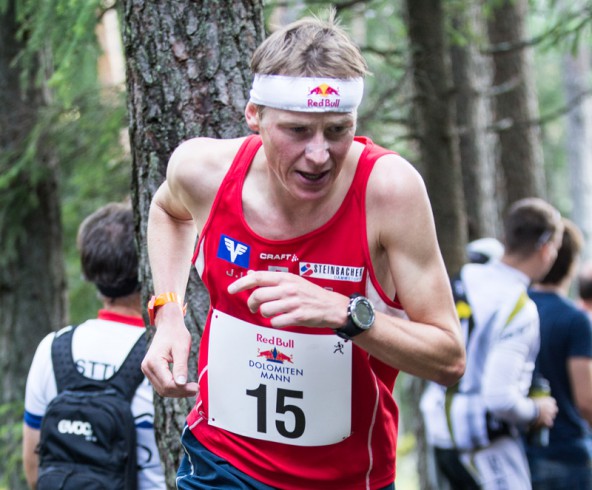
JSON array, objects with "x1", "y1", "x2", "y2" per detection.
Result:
[{"x1": 147, "y1": 292, "x2": 187, "y2": 325}]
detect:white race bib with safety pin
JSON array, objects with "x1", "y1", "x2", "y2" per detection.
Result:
[{"x1": 207, "y1": 309, "x2": 353, "y2": 446}]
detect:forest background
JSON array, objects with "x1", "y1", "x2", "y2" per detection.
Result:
[{"x1": 1, "y1": 0, "x2": 592, "y2": 489}]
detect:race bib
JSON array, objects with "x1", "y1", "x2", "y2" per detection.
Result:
[{"x1": 208, "y1": 309, "x2": 352, "y2": 446}]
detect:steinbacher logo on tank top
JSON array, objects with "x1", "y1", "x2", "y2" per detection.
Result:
[
  {"x1": 299, "y1": 262, "x2": 364, "y2": 282},
  {"x1": 217, "y1": 234, "x2": 364, "y2": 282}
]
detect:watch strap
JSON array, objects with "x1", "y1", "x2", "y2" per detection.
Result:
[{"x1": 335, "y1": 293, "x2": 366, "y2": 340}]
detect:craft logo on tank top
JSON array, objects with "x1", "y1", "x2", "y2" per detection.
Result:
[
  {"x1": 299, "y1": 262, "x2": 364, "y2": 282},
  {"x1": 217, "y1": 234, "x2": 250, "y2": 268}
]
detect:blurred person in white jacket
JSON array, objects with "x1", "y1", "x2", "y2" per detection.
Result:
[{"x1": 421, "y1": 198, "x2": 561, "y2": 490}]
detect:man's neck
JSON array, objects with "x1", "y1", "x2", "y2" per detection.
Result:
[
  {"x1": 101, "y1": 293, "x2": 142, "y2": 317},
  {"x1": 579, "y1": 299, "x2": 592, "y2": 315},
  {"x1": 501, "y1": 253, "x2": 543, "y2": 282},
  {"x1": 531, "y1": 283, "x2": 563, "y2": 295}
]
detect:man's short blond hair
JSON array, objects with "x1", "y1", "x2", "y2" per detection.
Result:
[{"x1": 251, "y1": 13, "x2": 368, "y2": 79}]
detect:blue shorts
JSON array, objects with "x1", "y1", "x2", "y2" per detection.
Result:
[{"x1": 176, "y1": 426, "x2": 395, "y2": 490}]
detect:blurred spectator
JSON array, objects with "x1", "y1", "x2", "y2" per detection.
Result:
[
  {"x1": 527, "y1": 219, "x2": 592, "y2": 489},
  {"x1": 577, "y1": 260, "x2": 592, "y2": 317},
  {"x1": 466, "y1": 237, "x2": 504, "y2": 264},
  {"x1": 22, "y1": 202, "x2": 165, "y2": 489},
  {"x1": 421, "y1": 198, "x2": 562, "y2": 490}
]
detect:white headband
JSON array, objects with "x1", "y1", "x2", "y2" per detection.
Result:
[{"x1": 249, "y1": 75, "x2": 364, "y2": 113}]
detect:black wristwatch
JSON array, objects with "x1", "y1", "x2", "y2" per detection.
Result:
[{"x1": 335, "y1": 294, "x2": 375, "y2": 340}]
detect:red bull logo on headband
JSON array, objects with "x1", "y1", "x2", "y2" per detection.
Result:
[
  {"x1": 307, "y1": 83, "x2": 340, "y2": 97},
  {"x1": 307, "y1": 82, "x2": 341, "y2": 109}
]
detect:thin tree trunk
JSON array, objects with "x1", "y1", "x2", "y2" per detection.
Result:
[
  {"x1": 450, "y1": 3, "x2": 500, "y2": 240},
  {"x1": 562, "y1": 46, "x2": 592, "y2": 259},
  {"x1": 0, "y1": 1, "x2": 66, "y2": 487},
  {"x1": 405, "y1": 0, "x2": 467, "y2": 275},
  {"x1": 487, "y1": 0, "x2": 546, "y2": 207},
  {"x1": 404, "y1": 2, "x2": 467, "y2": 489},
  {"x1": 121, "y1": 2, "x2": 264, "y2": 487}
]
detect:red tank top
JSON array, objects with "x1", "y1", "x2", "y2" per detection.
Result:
[{"x1": 187, "y1": 135, "x2": 403, "y2": 490}]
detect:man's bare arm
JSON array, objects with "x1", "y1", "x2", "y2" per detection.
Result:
[
  {"x1": 569, "y1": 357, "x2": 592, "y2": 425},
  {"x1": 141, "y1": 139, "x2": 214, "y2": 397},
  {"x1": 354, "y1": 154, "x2": 465, "y2": 386},
  {"x1": 23, "y1": 425, "x2": 40, "y2": 489}
]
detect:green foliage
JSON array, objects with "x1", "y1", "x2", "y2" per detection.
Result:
[
  {"x1": 0, "y1": 401, "x2": 25, "y2": 489},
  {"x1": 530, "y1": 1, "x2": 592, "y2": 53},
  {"x1": 1, "y1": 0, "x2": 131, "y2": 323},
  {"x1": 358, "y1": 2, "x2": 411, "y2": 154},
  {"x1": 528, "y1": 0, "x2": 592, "y2": 215},
  {"x1": 0, "y1": 121, "x2": 50, "y2": 266},
  {"x1": 57, "y1": 88, "x2": 131, "y2": 323},
  {"x1": 14, "y1": 0, "x2": 104, "y2": 104}
]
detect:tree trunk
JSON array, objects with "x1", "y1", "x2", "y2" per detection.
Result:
[
  {"x1": 404, "y1": 0, "x2": 467, "y2": 276},
  {"x1": 449, "y1": 3, "x2": 501, "y2": 241},
  {"x1": 487, "y1": 0, "x2": 546, "y2": 208},
  {"x1": 562, "y1": 46, "x2": 592, "y2": 259},
  {"x1": 121, "y1": 2, "x2": 264, "y2": 486},
  {"x1": 404, "y1": 2, "x2": 467, "y2": 489},
  {"x1": 0, "y1": 1, "x2": 66, "y2": 487}
]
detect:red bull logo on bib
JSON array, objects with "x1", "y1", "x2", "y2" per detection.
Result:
[{"x1": 257, "y1": 347, "x2": 293, "y2": 364}]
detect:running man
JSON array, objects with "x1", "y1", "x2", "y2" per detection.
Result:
[{"x1": 142, "y1": 13, "x2": 465, "y2": 490}]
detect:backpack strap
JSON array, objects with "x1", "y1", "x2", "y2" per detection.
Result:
[
  {"x1": 444, "y1": 284, "x2": 530, "y2": 447},
  {"x1": 445, "y1": 274, "x2": 474, "y2": 439},
  {"x1": 450, "y1": 274, "x2": 475, "y2": 340},
  {"x1": 51, "y1": 325, "x2": 147, "y2": 402},
  {"x1": 109, "y1": 333, "x2": 147, "y2": 401}
]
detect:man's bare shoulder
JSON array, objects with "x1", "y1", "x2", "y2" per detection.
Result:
[
  {"x1": 170, "y1": 137, "x2": 247, "y2": 174},
  {"x1": 366, "y1": 152, "x2": 428, "y2": 211},
  {"x1": 365, "y1": 151, "x2": 437, "y2": 252},
  {"x1": 167, "y1": 136, "x2": 248, "y2": 194}
]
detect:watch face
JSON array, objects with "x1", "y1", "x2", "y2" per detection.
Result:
[{"x1": 352, "y1": 297, "x2": 375, "y2": 329}]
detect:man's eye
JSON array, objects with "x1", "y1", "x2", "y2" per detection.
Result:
[{"x1": 327, "y1": 126, "x2": 348, "y2": 137}]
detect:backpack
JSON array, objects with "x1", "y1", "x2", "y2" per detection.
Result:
[
  {"x1": 445, "y1": 273, "x2": 528, "y2": 450},
  {"x1": 37, "y1": 325, "x2": 147, "y2": 490}
]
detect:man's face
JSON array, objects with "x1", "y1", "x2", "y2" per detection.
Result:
[
  {"x1": 535, "y1": 230, "x2": 563, "y2": 281},
  {"x1": 248, "y1": 105, "x2": 357, "y2": 201}
]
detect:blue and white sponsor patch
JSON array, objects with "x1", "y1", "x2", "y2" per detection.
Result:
[{"x1": 217, "y1": 234, "x2": 250, "y2": 269}]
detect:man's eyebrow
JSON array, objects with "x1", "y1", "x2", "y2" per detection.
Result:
[{"x1": 279, "y1": 115, "x2": 355, "y2": 125}]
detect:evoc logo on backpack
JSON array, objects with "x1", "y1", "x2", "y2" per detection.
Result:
[
  {"x1": 57, "y1": 419, "x2": 95, "y2": 440},
  {"x1": 37, "y1": 326, "x2": 146, "y2": 490}
]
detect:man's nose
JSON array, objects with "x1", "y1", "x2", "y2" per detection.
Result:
[{"x1": 305, "y1": 141, "x2": 330, "y2": 162}]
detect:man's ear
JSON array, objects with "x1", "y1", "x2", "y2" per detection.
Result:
[{"x1": 245, "y1": 102, "x2": 260, "y2": 131}]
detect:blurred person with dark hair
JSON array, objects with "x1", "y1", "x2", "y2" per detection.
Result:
[
  {"x1": 22, "y1": 202, "x2": 165, "y2": 489},
  {"x1": 527, "y1": 219, "x2": 592, "y2": 489},
  {"x1": 577, "y1": 261, "x2": 592, "y2": 316}
]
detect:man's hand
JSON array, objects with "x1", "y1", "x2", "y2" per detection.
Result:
[
  {"x1": 228, "y1": 270, "x2": 349, "y2": 330},
  {"x1": 141, "y1": 305, "x2": 199, "y2": 398},
  {"x1": 533, "y1": 396, "x2": 558, "y2": 428}
]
